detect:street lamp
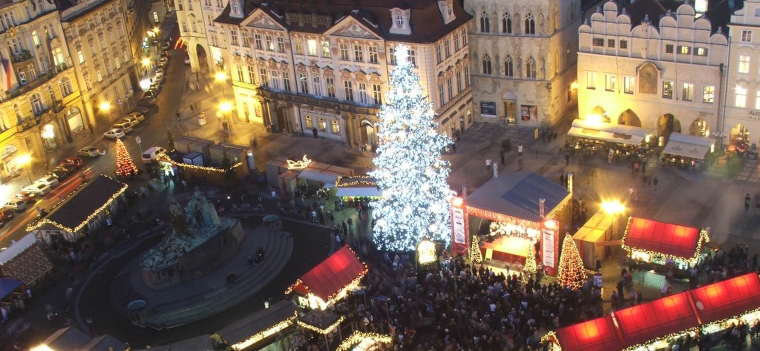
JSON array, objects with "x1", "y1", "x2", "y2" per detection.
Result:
[
  {"x1": 215, "y1": 71, "x2": 229, "y2": 99},
  {"x1": 601, "y1": 200, "x2": 626, "y2": 241},
  {"x1": 219, "y1": 101, "x2": 233, "y2": 131},
  {"x1": 15, "y1": 154, "x2": 33, "y2": 185}
]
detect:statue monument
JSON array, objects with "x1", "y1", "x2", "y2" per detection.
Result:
[{"x1": 141, "y1": 188, "x2": 244, "y2": 290}]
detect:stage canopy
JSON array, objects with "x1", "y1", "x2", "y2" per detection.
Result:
[
  {"x1": 615, "y1": 292, "x2": 699, "y2": 348},
  {"x1": 567, "y1": 119, "x2": 649, "y2": 146},
  {"x1": 287, "y1": 245, "x2": 367, "y2": 303},
  {"x1": 466, "y1": 172, "x2": 571, "y2": 222},
  {"x1": 622, "y1": 217, "x2": 707, "y2": 262},
  {"x1": 0, "y1": 278, "x2": 21, "y2": 300},
  {"x1": 335, "y1": 176, "x2": 382, "y2": 197},
  {"x1": 662, "y1": 133, "x2": 713, "y2": 160},
  {"x1": 690, "y1": 273, "x2": 760, "y2": 325},
  {"x1": 553, "y1": 315, "x2": 623, "y2": 351}
]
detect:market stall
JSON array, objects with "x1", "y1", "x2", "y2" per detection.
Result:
[
  {"x1": 455, "y1": 172, "x2": 572, "y2": 276},
  {"x1": 285, "y1": 245, "x2": 367, "y2": 310},
  {"x1": 621, "y1": 217, "x2": 709, "y2": 271},
  {"x1": 335, "y1": 176, "x2": 382, "y2": 208},
  {"x1": 265, "y1": 155, "x2": 353, "y2": 198},
  {"x1": 216, "y1": 300, "x2": 297, "y2": 351},
  {"x1": 548, "y1": 315, "x2": 623, "y2": 351},
  {"x1": 661, "y1": 132, "x2": 713, "y2": 170},
  {"x1": 0, "y1": 233, "x2": 53, "y2": 285},
  {"x1": 26, "y1": 175, "x2": 128, "y2": 244},
  {"x1": 572, "y1": 213, "x2": 618, "y2": 269},
  {"x1": 567, "y1": 119, "x2": 650, "y2": 146}
]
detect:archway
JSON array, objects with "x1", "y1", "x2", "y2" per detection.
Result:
[
  {"x1": 617, "y1": 109, "x2": 641, "y2": 127},
  {"x1": 195, "y1": 44, "x2": 209, "y2": 75},
  {"x1": 40, "y1": 124, "x2": 59, "y2": 154},
  {"x1": 502, "y1": 91, "x2": 517, "y2": 125},
  {"x1": 587, "y1": 106, "x2": 610, "y2": 123},
  {"x1": 689, "y1": 118, "x2": 710, "y2": 137},
  {"x1": 729, "y1": 124, "x2": 750, "y2": 148},
  {"x1": 657, "y1": 113, "x2": 681, "y2": 140},
  {"x1": 361, "y1": 120, "x2": 376, "y2": 147}
]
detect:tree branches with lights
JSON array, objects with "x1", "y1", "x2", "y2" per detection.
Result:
[
  {"x1": 557, "y1": 235, "x2": 587, "y2": 289},
  {"x1": 369, "y1": 44, "x2": 454, "y2": 252},
  {"x1": 115, "y1": 139, "x2": 139, "y2": 178}
]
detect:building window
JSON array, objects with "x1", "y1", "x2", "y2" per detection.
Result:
[
  {"x1": 307, "y1": 40, "x2": 318, "y2": 56},
  {"x1": 755, "y1": 91, "x2": 760, "y2": 109},
  {"x1": 620, "y1": 40, "x2": 628, "y2": 49},
  {"x1": 247, "y1": 65, "x2": 255, "y2": 84},
  {"x1": 742, "y1": 30, "x2": 753, "y2": 43},
  {"x1": 305, "y1": 115, "x2": 313, "y2": 128},
  {"x1": 736, "y1": 86, "x2": 747, "y2": 107},
  {"x1": 678, "y1": 46, "x2": 691, "y2": 55},
  {"x1": 77, "y1": 50, "x2": 85, "y2": 64},
  {"x1": 482, "y1": 54, "x2": 492, "y2": 75},
  {"x1": 662, "y1": 81, "x2": 673, "y2": 99},
  {"x1": 444, "y1": 39, "x2": 450, "y2": 57},
  {"x1": 526, "y1": 57, "x2": 536, "y2": 78},
  {"x1": 480, "y1": 12, "x2": 490, "y2": 33},
  {"x1": 358, "y1": 83, "x2": 368, "y2": 104},
  {"x1": 283, "y1": 71, "x2": 291, "y2": 91},
  {"x1": 604, "y1": 74, "x2": 615, "y2": 92},
  {"x1": 593, "y1": 38, "x2": 603, "y2": 47},
  {"x1": 454, "y1": 32, "x2": 460, "y2": 51},
  {"x1": 236, "y1": 64, "x2": 244, "y2": 81},
  {"x1": 242, "y1": 31, "x2": 250, "y2": 47},
  {"x1": 344, "y1": 81, "x2": 354, "y2": 101},
  {"x1": 623, "y1": 76, "x2": 634, "y2": 94},
  {"x1": 294, "y1": 38, "x2": 304, "y2": 55},
  {"x1": 277, "y1": 37, "x2": 285, "y2": 52},
  {"x1": 372, "y1": 84, "x2": 382, "y2": 104},
  {"x1": 230, "y1": 30, "x2": 238, "y2": 46},
  {"x1": 326, "y1": 77, "x2": 335, "y2": 98},
  {"x1": 525, "y1": 13, "x2": 535, "y2": 34},
  {"x1": 265, "y1": 35, "x2": 274, "y2": 51},
  {"x1": 438, "y1": 83, "x2": 445, "y2": 105},
  {"x1": 607, "y1": 39, "x2": 615, "y2": 48},
  {"x1": 464, "y1": 65, "x2": 470, "y2": 86},
  {"x1": 331, "y1": 120, "x2": 340, "y2": 133},
  {"x1": 259, "y1": 68, "x2": 268, "y2": 87},
  {"x1": 463, "y1": 30, "x2": 468, "y2": 45},
  {"x1": 313, "y1": 76, "x2": 322, "y2": 97},
  {"x1": 586, "y1": 71, "x2": 596, "y2": 89},
  {"x1": 318, "y1": 118, "x2": 327, "y2": 131},
  {"x1": 299, "y1": 74, "x2": 308, "y2": 93},
  {"x1": 59, "y1": 77, "x2": 73, "y2": 97},
  {"x1": 703, "y1": 85, "x2": 714, "y2": 103},
  {"x1": 504, "y1": 56, "x2": 514, "y2": 77},
  {"x1": 354, "y1": 45, "x2": 364, "y2": 61},
  {"x1": 739, "y1": 55, "x2": 750, "y2": 74},
  {"x1": 665, "y1": 44, "x2": 674, "y2": 54},
  {"x1": 408, "y1": 49, "x2": 417, "y2": 67},
  {"x1": 254, "y1": 34, "x2": 262, "y2": 50},
  {"x1": 447, "y1": 77, "x2": 453, "y2": 99},
  {"x1": 270, "y1": 71, "x2": 280, "y2": 89},
  {"x1": 389, "y1": 48, "x2": 396, "y2": 65},
  {"x1": 322, "y1": 41, "x2": 331, "y2": 57},
  {"x1": 502, "y1": 12, "x2": 512, "y2": 34},
  {"x1": 339, "y1": 43, "x2": 349, "y2": 60},
  {"x1": 436, "y1": 44, "x2": 442, "y2": 63},
  {"x1": 682, "y1": 83, "x2": 694, "y2": 101},
  {"x1": 369, "y1": 45, "x2": 378, "y2": 63},
  {"x1": 456, "y1": 71, "x2": 462, "y2": 92},
  {"x1": 695, "y1": 47, "x2": 708, "y2": 56}
]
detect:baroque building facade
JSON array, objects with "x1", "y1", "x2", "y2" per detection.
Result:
[
  {"x1": 577, "y1": 0, "x2": 727, "y2": 138},
  {"x1": 204, "y1": 0, "x2": 472, "y2": 147},
  {"x1": 464, "y1": 0, "x2": 586, "y2": 127},
  {"x1": 726, "y1": 0, "x2": 760, "y2": 149}
]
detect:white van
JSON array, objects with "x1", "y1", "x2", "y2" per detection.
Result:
[{"x1": 141, "y1": 146, "x2": 166, "y2": 163}]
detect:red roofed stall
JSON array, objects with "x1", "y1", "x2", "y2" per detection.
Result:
[
  {"x1": 622, "y1": 217, "x2": 709, "y2": 267},
  {"x1": 690, "y1": 273, "x2": 760, "y2": 326},
  {"x1": 551, "y1": 315, "x2": 623, "y2": 351},
  {"x1": 615, "y1": 292, "x2": 700, "y2": 349},
  {"x1": 286, "y1": 245, "x2": 367, "y2": 310}
]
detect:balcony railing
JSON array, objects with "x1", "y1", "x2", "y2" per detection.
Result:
[{"x1": 11, "y1": 50, "x2": 32, "y2": 64}]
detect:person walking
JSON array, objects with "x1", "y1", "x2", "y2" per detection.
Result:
[
  {"x1": 745, "y1": 194, "x2": 751, "y2": 212},
  {"x1": 564, "y1": 153, "x2": 570, "y2": 166},
  {"x1": 653, "y1": 176, "x2": 659, "y2": 192},
  {"x1": 312, "y1": 128, "x2": 318, "y2": 138},
  {"x1": 485, "y1": 158, "x2": 492, "y2": 171},
  {"x1": 518, "y1": 144, "x2": 523, "y2": 156}
]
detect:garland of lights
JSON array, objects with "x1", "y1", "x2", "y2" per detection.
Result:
[
  {"x1": 170, "y1": 160, "x2": 243, "y2": 173},
  {"x1": 26, "y1": 175, "x2": 128, "y2": 233},
  {"x1": 557, "y1": 234, "x2": 586, "y2": 290},
  {"x1": 620, "y1": 217, "x2": 710, "y2": 265},
  {"x1": 231, "y1": 312, "x2": 297, "y2": 350},
  {"x1": 296, "y1": 316, "x2": 345, "y2": 334},
  {"x1": 115, "y1": 139, "x2": 139, "y2": 177},
  {"x1": 335, "y1": 332, "x2": 393, "y2": 351},
  {"x1": 470, "y1": 234, "x2": 482, "y2": 263},
  {"x1": 335, "y1": 175, "x2": 377, "y2": 187}
]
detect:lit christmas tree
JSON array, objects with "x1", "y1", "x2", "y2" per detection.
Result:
[
  {"x1": 524, "y1": 243, "x2": 537, "y2": 276},
  {"x1": 557, "y1": 235, "x2": 587, "y2": 289},
  {"x1": 115, "y1": 139, "x2": 139, "y2": 178},
  {"x1": 369, "y1": 44, "x2": 454, "y2": 252},
  {"x1": 470, "y1": 235, "x2": 482, "y2": 264}
]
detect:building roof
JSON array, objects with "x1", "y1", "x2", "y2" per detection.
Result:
[
  {"x1": 615, "y1": 291, "x2": 699, "y2": 348},
  {"x1": 690, "y1": 273, "x2": 760, "y2": 324},
  {"x1": 553, "y1": 315, "x2": 623, "y2": 351},
  {"x1": 0, "y1": 233, "x2": 38, "y2": 264},
  {"x1": 81, "y1": 334, "x2": 129, "y2": 351},
  {"x1": 621, "y1": 217, "x2": 707, "y2": 262},
  {"x1": 42, "y1": 326, "x2": 92, "y2": 350},
  {"x1": 288, "y1": 245, "x2": 367, "y2": 301},
  {"x1": 217, "y1": 0, "x2": 471, "y2": 43},
  {"x1": 217, "y1": 300, "x2": 296, "y2": 346}
]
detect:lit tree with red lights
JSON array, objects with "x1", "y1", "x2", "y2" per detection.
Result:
[
  {"x1": 115, "y1": 139, "x2": 139, "y2": 178},
  {"x1": 524, "y1": 243, "x2": 537, "y2": 276},
  {"x1": 557, "y1": 234, "x2": 587, "y2": 289}
]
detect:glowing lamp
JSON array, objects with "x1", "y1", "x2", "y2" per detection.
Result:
[
  {"x1": 543, "y1": 219, "x2": 558, "y2": 229},
  {"x1": 451, "y1": 197, "x2": 463, "y2": 207},
  {"x1": 30, "y1": 345, "x2": 54, "y2": 351},
  {"x1": 417, "y1": 240, "x2": 437, "y2": 265},
  {"x1": 141, "y1": 58, "x2": 151, "y2": 66},
  {"x1": 215, "y1": 71, "x2": 228, "y2": 82},
  {"x1": 586, "y1": 114, "x2": 603, "y2": 124},
  {"x1": 601, "y1": 200, "x2": 625, "y2": 215},
  {"x1": 99, "y1": 101, "x2": 111, "y2": 111},
  {"x1": 15, "y1": 154, "x2": 31, "y2": 166},
  {"x1": 219, "y1": 101, "x2": 233, "y2": 113}
]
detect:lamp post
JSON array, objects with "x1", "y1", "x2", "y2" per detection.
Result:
[
  {"x1": 99, "y1": 101, "x2": 112, "y2": 123},
  {"x1": 215, "y1": 71, "x2": 228, "y2": 100},
  {"x1": 15, "y1": 154, "x2": 33, "y2": 185},
  {"x1": 219, "y1": 101, "x2": 233, "y2": 131},
  {"x1": 601, "y1": 200, "x2": 626, "y2": 241}
]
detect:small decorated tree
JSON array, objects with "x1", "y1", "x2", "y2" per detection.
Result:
[
  {"x1": 524, "y1": 243, "x2": 537, "y2": 276},
  {"x1": 167, "y1": 130, "x2": 175, "y2": 152},
  {"x1": 221, "y1": 150, "x2": 234, "y2": 181},
  {"x1": 115, "y1": 139, "x2": 139, "y2": 178},
  {"x1": 557, "y1": 234, "x2": 587, "y2": 289},
  {"x1": 470, "y1": 235, "x2": 482, "y2": 264}
]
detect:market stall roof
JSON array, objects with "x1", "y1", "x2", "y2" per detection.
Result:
[
  {"x1": 567, "y1": 119, "x2": 650, "y2": 146},
  {"x1": 689, "y1": 273, "x2": 760, "y2": 325},
  {"x1": 81, "y1": 334, "x2": 129, "y2": 351},
  {"x1": 297, "y1": 170, "x2": 341, "y2": 188},
  {"x1": 614, "y1": 292, "x2": 700, "y2": 348},
  {"x1": 287, "y1": 245, "x2": 367, "y2": 301},
  {"x1": 217, "y1": 300, "x2": 296, "y2": 346},
  {"x1": 662, "y1": 133, "x2": 713, "y2": 160},
  {"x1": 0, "y1": 278, "x2": 22, "y2": 300},
  {"x1": 28, "y1": 175, "x2": 128, "y2": 233},
  {"x1": 466, "y1": 172, "x2": 571, "y2": 222},
  {"x1": 42, "y1": 326, "x2": 92, "y2": 350},
  {"x1": 572, "y1": 213, "x2": 612, "y2": 243},
  {"x1": 553, "y1": 315, "x2": 623, "y2": 351},
  {"x1": 0, "y1": 233, "x2": 37, "y2": 264},
  {"x1": 622, "y1": 217, "x2": 706, "y2": 262},
  {"x1": 335, "y1": 176, "x2": 382, "y2": 197}
]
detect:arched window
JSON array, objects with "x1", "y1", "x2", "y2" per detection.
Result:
[
  {"x1": 504, "y1": 56, "x2": 514, "y2": 77},
  {"x1": 480, "y1": 12, "x2": 490, "y2": 33},
  {"x1": 525, "y1": 13, "x2": 536, "y2": 35},
  {"x1": 526, "y1": 56, "x2": 537, "y2": 78},
  {"x1": 31, "y1": 93, "x2": 43, "y2": 115},
  {"x1": 13, "y1": 104, "x2": 22, "y2": 122},
  {"x1": 482, "y1": 54, "x2": 492, "y2": 75},
  {"x1": 502, "y1": 13, "x2": 512, "y2": 34},
  {"x1": 59, "y1": 77, "x2": 73, "y2": 97}
]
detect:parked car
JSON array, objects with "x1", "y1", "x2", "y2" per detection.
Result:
[
  {"x1": 161, "y1": 43, "x2": 170, "y2": 51},
  {"x1": 78, "y1": 146, "x2": 100, "y2": 157},
  {"x1": 51, "y1": 165, "x2": 76, "y2": 179},
  {"x1": 104, "y1": 128, "x2": 126, "y2": 139},
  {"x1": 159, "y1": 56, "x2": 169, "y2": 67},
  {"x1": 4, "y1": 199, "x2": 25, "y2": 212},
  {"x1": 0, "y1": 209, "x2": 14, "y2": 222},
  {"x1": 122, "y1": 116, "x2": 140, "y2": 126},
  {"x1": 131, "y1": 106, "x2": 151, "y2": 115},
  {"x1": 36, "y1": 175, "x2": 59, "y2": 188},
  {"x1": 23, "y1": 183, "x2": 51, "y2": 196},
  {"x1": 15, "y1": 192, "x2": 37, "y2": 204},
  {"x1": 143, "y1": 90, "x2": 157, "y2": 100},
  {"x1": 60, "y1": 156, "x2": 84, "y2": 168},
  {"x1": 127, "y1": 111, "x2": 145, "y2": 122},
  {"x1": 154, "y1": 71, "x2": 164, "y2": 82},
  {"x1": 141, "y1": 146, "x2": 167, "y2": 163},
  {"x1": 150, "y1": 80, "x2": 161, "y2": 91},
  {"x1": 139, "y1": 95, "x2": 157, "y2": 106},
  {"x1": 112, "y1": 122, "x2": 133, "y2": 133}
]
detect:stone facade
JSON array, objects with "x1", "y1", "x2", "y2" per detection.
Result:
[{"x1": 726, "y1": 0, "x2": 760, "y2": 148}]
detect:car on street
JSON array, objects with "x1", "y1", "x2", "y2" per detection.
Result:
[
  {"x1": 131, "y1": 106, "x2": 151, "y2": 115},
  {"x1": 112, "y1": 122, "x2": 133, "y2": 133},
  {"x1": 159, "y1": 56, "x2": 169, "y2": 67},
  {"x1": 51, "y1": 165, "x2": 76, "y2": 180},
  {"x1": 23, "y1": 183, "x2": 51, "y2": 196},
  {"x1": 161, "y1": 43, "x2": 170, "y2": 51},
  {"x1": 150, "y1": 80, "x2": 161, "y2": 91},
  {"x1": 122, "y1": 116, "x2": 140, "y2": 126},
  {"x1": 4, "y1": 199, "x2": 26, "y2": 212},
  {"x1": 78, "y1": 146, "x2": 100, "y2": 157},
  {"x1": 0, "y1": 209, "x2": 14, "y2": 223},
  {"x1": 143, "y1": 90, "x2": 157, "y2": 101},
  {"x1": 15, "y1": 192, "x2": 37, "y2": 204},
  {"x1": 104, "y1": 128, "x2": 126, "y2": 139},
  {"x1": 36, "y1": 175, "x2": 59, "y2": 188},
  {"x1": 60, "y1": 156, "x2": 84, "y2": 168},
  {"x1": 128, "y1": 112, "x2": 145, "y2": 122},
  {"x1": 154, "y1": 72, "x2": 164, "y2": 82},
  {"x1": 139, "y1": 96, "x2": 156, "y2": 106}
]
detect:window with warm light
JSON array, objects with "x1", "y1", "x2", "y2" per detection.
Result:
[
  {"x1": 604, "y1": 74, "x2": 615, "y2": 92},
  {"x1": 307, "y1": 39, "x2": 317, "y2": 56},
  {"x1": 623, "y1": 76, "x2": 634, "y2": 94},
  {"x1": 331, "y1": 119, "x2": 340, "y2": 133},
  {"x1": 322, "y1": 41, "x2": 331, "y2": 57},
  {"x1": 305, "y1": 115, "x2": 313, "y2": 128},
  {"x1": 682, "y1": 83, "x2": 694, "y2": 101},
  {"x1": 662, "y1": 81, "x2": 673, "y2": 98},
  {"x1": 318, "y1": 117, "x2": 327, "y2": 131},
  {"x1": 702, "y1": 85, "x2": 714, "y2": 103},
  {"x1": 586, "y1": 71, "x2": 596, "y2": 89},
  {"x1": 739, "y1": 55, "x2": 750, "y2": 74},
  {"x1": 294, "y1": 37, "x2": 304, "y2": 55},
  {"x1": 736, "y1": 86, "x2": 748, "y2": 107}
]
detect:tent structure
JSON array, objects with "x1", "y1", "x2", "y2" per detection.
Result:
[
  {"x1": 335, "y1": 176, "x2": 382, "y2": 197},
  {"x1": 217, "y1": 300, "x2": 297, "y2": 350},
  {"x1": 567, "y1": 119, "x2": 650, "y2": 146},
  {"x1": 265, "y1": 155, "x2": 353, "y2": 196},
  {"x1": 622, "y1": 217, "x2": 709, "y2": 264},
  {"x1": 614, "y1": 292, "x2": 700, "y2": 348},
  {"x1": 690, "y1": 273, "x2": 760, "y2": 325},
  {"x1": 662, "y1": 133, "x2": 713, "y2": 160},
  {"x1": 0, "y1": 233, "x2": 53, "y2": 285},
  {"x1": 286, "y1": 245, "x2": 367, "y2": 310},
  {"x1": 552, "y1": 315, "x2": 623, "y2": 351},
  {"x1": 572, "y1": 213, "x2": 617, "y2": 268}
]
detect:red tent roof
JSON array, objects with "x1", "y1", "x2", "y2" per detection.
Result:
[
  {"x1": 690, "y1": 273, "x2": 760, "y2": 325},
  {"x1": 614, "y1": 292, "x2": 699, "y2": 348},
  {"x1": 622, "y1": 217, "x2": 704, "y2": 261},
  {"x1": 288, "y1": 246, "x2": 367, "y2": 301},
  {"x1": 553, "y1": 315, "x2": 623, "y2": 351}
]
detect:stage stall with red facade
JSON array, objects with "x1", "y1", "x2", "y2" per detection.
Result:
[
  {"x1": 452, "y1": 172, "x2": 572, "y2": 276},
  {"x1": 265, "y1": 155, "x2": 353, "y2": 199},
  {"x1": 622, "y1": 217, "x2": 710, "y2": 272},
  {"x1": 543, "y1": 273, "x2": 760, "y2": 351}
]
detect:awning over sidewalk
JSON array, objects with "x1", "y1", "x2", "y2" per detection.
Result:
[
  {"x1": 690, "y1": 273, "x2": 760, "y2": 325},
  {"x1": 567, "y1": 119, "x2": 649, "y2": 146},
  {"x1": 662, "y1": 133, "x2": 713, "y2": 160},
  {"x1": 621, "y1": 217, "x2": 708, "y2": 262},
  {"x1": 553, "y1": 316, "x2": 623, "y2": 351},
  {"x1": 614, "y1": 292, "x2": 699, "y2": 348}
]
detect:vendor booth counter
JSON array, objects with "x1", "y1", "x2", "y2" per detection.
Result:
[
  {"x1": 660, "y1": 132, "x2": 713, "y2": 170},
  {"x1": 265, "y1": 156, "x2": 353, "y2": 198},
  {"x1": 567, "y1": 119, "x2": 650, "y2": 146},
  {"x1": 572, "y1": 212, "x2": 622, "y2": 269}
]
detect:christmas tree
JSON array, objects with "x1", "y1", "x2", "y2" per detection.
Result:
[
  {"x1": 115, "y1": 139, "x2": 139, "y2": 178},
  {"x1": 524, "y1": 243, "x2": 537, "y2": 275},
  {"x1": 470, "y1": 235, "x2": 482, "y2": 264},
  {"x1": 557, "y1": 234, "x2": 587, "y2": 289},
  {"x1": 369, "y1": 44, "x2": 453, "y2": 251}
]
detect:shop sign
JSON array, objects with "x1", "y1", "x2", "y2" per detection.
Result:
[
  {"x1": 593, "y1": 273, "x2": 602, "y2": 288},
  {"x1": 747, "y1": 110, "x2": 760, "y2": 121},
  {"x1": 452, "y1": 207, "x2": 465, "y2": 244},
  {"x1": 480, "y1": 101, "x2": 497, "y2": 117},
  {"x1": 542, "y1": 228, "x2": 555, "y2": 268}
]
